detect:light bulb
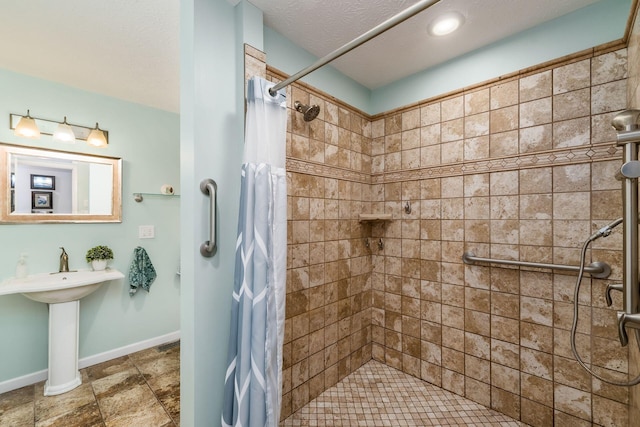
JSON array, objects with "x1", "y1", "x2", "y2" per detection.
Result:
[
  {"x1": 53, "y1": 117, "x2": 76, "y2": 143},
  {"x1": 428, "y1": 12, "x2": 465, "y2": 36},
  {"x1": 87, "y1": 123, "x2": 108, "y2": 147},
  {"x1": 14, "y1": 110, "x2": 41, "y2": 139}
]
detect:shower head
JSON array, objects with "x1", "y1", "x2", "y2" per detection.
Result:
[{"x1": 294, "y1": 101, "x2": 320, "y2": 122}]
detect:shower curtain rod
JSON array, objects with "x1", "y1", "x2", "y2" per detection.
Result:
[{"x1": 268, "y1": 0, "x2": 441, "y2": 96}]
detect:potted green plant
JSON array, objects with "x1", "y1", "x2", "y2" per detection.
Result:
[{"x1": 85, "y1": 245, "x2": 114, "y2": 271}]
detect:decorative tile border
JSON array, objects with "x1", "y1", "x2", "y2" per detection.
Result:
[
  {"x1": 287, "y1": 158, "x2": 371, "y2": 184},
  {"x1": 372, "y1": 143, "x2": 622, "y2": 184},
  {"x1": 287, "y1": 142, "x2": 621, "y2": 185}
]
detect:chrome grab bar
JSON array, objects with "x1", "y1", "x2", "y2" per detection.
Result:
[
  {"x1": 462, "y1": 252, "x2": 611, "y2": 279},
  {"x1": 200, "y1": 179, "x2": 217, "y2": 257}
]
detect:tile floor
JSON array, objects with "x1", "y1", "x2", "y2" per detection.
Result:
[
  {"x1": 1, "y1": 345, "x2": 524, "y2": 427},
  {"x1": 281, "y1": 360, "x2": 526, "y2": 427},
  {"x1": 0, "y1": 341, "x2": 180, "y2": 427}
]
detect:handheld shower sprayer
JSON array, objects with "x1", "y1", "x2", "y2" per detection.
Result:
[
  {"x1": 588, "y1": 217, "x2": 623, "y2": 241},
  {"x1": 571, "y1": 217, "x2": 640, "y2": 386}
]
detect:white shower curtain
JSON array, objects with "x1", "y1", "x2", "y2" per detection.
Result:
[{"x1": 222, "y1": 76, "x2": 288, "y2": 427}]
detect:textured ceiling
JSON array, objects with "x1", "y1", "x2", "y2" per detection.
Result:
[
  {"x1": 0, "y1": 0, "x2": 179, "y2": 113},
  {"x1": 249, "y1": 0, "x2": 604, "y2": 89},
  {"x1": 0, "y1": 0, "x2": 612, "y2": 113}
]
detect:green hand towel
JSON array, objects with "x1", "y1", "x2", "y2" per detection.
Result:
[{"x1": 129, "y1": 247, "x2": 157, "y2": 296}]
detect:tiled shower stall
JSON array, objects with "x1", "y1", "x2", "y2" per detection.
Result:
[{"x1": 246, "y1": 4, "x2": 640, "y2": 425}]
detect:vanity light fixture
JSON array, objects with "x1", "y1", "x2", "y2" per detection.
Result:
[
  {"x1": 427, "y1": 11, "x2": 465, "y2": 36},
  {"x1": 52, "y1": 117, "x2": 76, "y2": 144},
  {"x1": 13, "y1": 110, "x2": 41, "y2": 139},
  {"x1": 10, "y1": 111, "x2": 109, "y2": 147},
  {"x1": 86, "y1": 123, "x2": 108, "y2": 148}
]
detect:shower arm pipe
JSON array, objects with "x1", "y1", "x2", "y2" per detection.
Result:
[
  {"x1": 267, "y1": 0, "x2": 441, "y2": 96},
  {"x1": 462, "y1": 252, "x2": 612, "y2": 279}
]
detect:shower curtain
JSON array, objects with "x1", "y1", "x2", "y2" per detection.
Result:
[{"x1": 222, "y1": 76, "x2": 288, "y2": 427}]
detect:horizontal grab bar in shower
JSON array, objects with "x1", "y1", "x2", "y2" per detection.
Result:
[{"x1": 462, "y1": 252, "x2": 612, "y2": 279}]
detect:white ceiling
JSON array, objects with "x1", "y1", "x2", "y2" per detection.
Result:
[
  {"x1": 0, "y1": 0, "x2": 180, "y2": 112},
  {"x1": 250, "y1": 0, "x2": 604, "y2": 89},
  {"x1": 0, "y1": 0, "x2": 616, "y2": 113}
]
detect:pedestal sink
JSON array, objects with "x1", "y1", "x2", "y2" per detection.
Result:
[{"x1": 0, "y1": 269, "x2": 124, "y2": 395}]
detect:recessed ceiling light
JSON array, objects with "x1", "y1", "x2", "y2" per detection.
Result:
[{"x1": 428, "y1": 12, "x2": 465, "y2": 36}]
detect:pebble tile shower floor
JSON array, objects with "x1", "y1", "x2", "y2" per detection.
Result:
[
  {"x1": 281, "y1": 360, "x2": 526, "y2": 426},
  {"x1": 0, "y1": 342, "x2": 180, "y2": 427}
]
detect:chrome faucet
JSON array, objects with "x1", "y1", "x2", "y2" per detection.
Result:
[{"x1": 59, "y1": 247, "x2": 69, "y2": 272}]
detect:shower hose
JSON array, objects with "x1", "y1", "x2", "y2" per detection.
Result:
[{"x1": 571, "y1": 218, "x2": 640, "y2": 386}]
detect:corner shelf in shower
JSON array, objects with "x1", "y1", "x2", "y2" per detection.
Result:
[
  {"x1": 133, "y1": 193, "x2": 181, "y2": 202},
  {"x1": 358, "y1": 213, "x2": 392, "y2": 223}
]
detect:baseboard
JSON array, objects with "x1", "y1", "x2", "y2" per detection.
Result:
[
  {"x1": 0, "y1": 330, "x2": 180, "y2": 395},
  {"x1": 78, "y1": 331, "x2": 181, "y2": 369}
]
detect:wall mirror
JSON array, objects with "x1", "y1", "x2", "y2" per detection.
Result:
[{"x1": 0, "y1": 143, "x2": 122, "y2": 223}]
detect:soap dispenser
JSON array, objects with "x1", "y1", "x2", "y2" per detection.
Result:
[{"x1": 16, "y1": 253, "x2": 28, "y2": 279}]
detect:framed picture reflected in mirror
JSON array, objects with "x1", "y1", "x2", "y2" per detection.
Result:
[{"x1": 32, "y1": 191, "x2": 53, "y2": 210}]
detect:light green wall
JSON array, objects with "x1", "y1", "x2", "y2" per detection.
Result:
[
  {"x1": 263, "y1": 0, "x2": 631, "y2": 115},
  {"x1": 264, "y1": 27, "x2": 372, "y2": 112},
  {"x1": 180, "y1": 0, "x2": 250, "y2": 424},
  {"x1": 371, "y1": 0, "x2": 631, "y2": 113},
  {"x1": 0, "y1": 68, "x2": 180, "y2": 383}
]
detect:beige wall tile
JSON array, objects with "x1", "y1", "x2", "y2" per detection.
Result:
[
  {"x1": 592, "y1": 49, "x2": 627, "y2": 85},
  {"x1": 491, "y1": 363, "x2": 520, "y2": 394},
  {"x1": 553, "y1": 117, "x2": 590, "y2": 148},
  {"x1": 491, "y1": 339, "x2": 520, "y2": 369},
  {"x1": 465, "y1": 112, "x2": 490, "y2": 138},
  {"x1": 521, "y1": 398, "x2": 554, "y2": 427},
  {"x1": 521, "y1": 372, "x2": 553, "y2": 407},
  {"x1": 521, "y1": 322, "x2": 553, "y2": 353},
  {"x1": 554, "y1": 88, "x2": 590, "y2": 121},
  {"x1": 519, "y1": 124, "x2": 552, "y2": 152},
  {"x1": 553, "y1": 192, "x2": 590, "y2": 219},
  {"x1": 465, "y1": 377, "x2": 491, "y2": 407},
  {"x1": 421, "y1": 103, "x2": 441, "y2": 126},
  {"x1": 490, "y1": 105, "x2": 519, "y2": 134},
  {"x1": 465, "y1": 332, "x2": 491, "y2": 359},
  {"x1": 441, "y1": 96, "x2": 464, "y2": 121},
  {"x1": 591, "y1": 111, "x2": 620, "y2": 144},
  {"x1": 442, "y1": 369, "x2": 465, "y2": 395},
  {"x1": 554, "y1": 384, "x2": 592, "y2": 421},
  {"x1": 520, "y1": 98, "x2": 552, "y2": 127},
  {"x1": 402, "y1": 108, "x2": 420, "y2": 131},
  {"x1": 442, "y1": 118, "x2": 464, "y2": 142},
  {"x1": 465, "y1": 354, "x2": 491, "y2": 383},
  {"x1": 520, "y1": 70, "x2": 552, "y2": 102},
  {"x1": 490, "y1": 80, "x2": 519, "y2": 109},
  {"x1": 554, "y1": 355, "x2": 591, "y2": 392},
  {"x1": 592, "y1": 80, "x2": 627, "y2": 115},
  {"x1": 554, "y1": 59, "x2": 591, "y2": 94},
  {"x1": 593, "y1": 395, "x2": 630, "y2": 427},
  {"x1": 465, "y1": 88, "x2": 490, "y2": 115},
  {"x1": 491, "y1": 386, "x2": 521, "y2": 419},
  {"x1": 491, "y1": 315, "x2": 520, "y2": 344},
  {"x1": 520, "y1": 348, "x2": 553, "y2": 380},
  {"x1": 490, "y1": 171, "x2": 519, "y2": 195}
]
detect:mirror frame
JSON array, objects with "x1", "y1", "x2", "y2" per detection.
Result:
[{"x1": 0, "y1": 143, "x2": 122, "y2": 223}]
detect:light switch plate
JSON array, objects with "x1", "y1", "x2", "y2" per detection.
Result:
[{"x1": 139, "y1": 225, "x2": 155, "y2": 239}]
